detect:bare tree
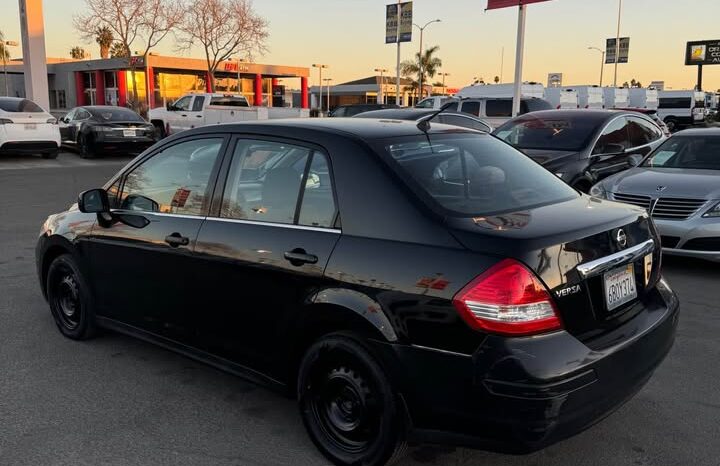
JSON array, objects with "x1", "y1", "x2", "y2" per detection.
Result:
[
  {"x1": 177, "y1": 0, "x2": 268, "y2": 93},
  {"x1": 74, "y1": 0, "x2": 185, "y2": 108}
]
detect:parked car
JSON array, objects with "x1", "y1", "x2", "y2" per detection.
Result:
[
  {"x1": 327, "y1": 103, "x2": 399, "y2": 117},
  {"x1": 59, "y1": 106, "x2": 157, "y2": 158},
  {"x1": 415, "y1": 96, "x2": 458, "y2": 109},
  {"x1": 591, "y1": 128, "x2": 720, "y2": 262},
  {"x1": 0, "y1": 97, "x2": 60, "y2": 159},
  {"x1": 353, "y1": 107, "x2": 492, "y2": 132},
  {"x1": 494, "y1": 110, "x2": 666, "y2": 192},
  {"x1": 148, "y1": 93, "x2": 251, "y2": 137},
  {"x1": 657, "y1": 90, "x2": 706, "y2": 132},
  {"x1": 36, "y1": 119, "x2": 678, "y2": 466},
  {"x1": 443, "y1": 97, "x2": 553, "y2": 129}
]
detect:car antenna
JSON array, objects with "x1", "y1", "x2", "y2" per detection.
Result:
[{"x1": 416, "y1": 97, "x2": 465, "y2": 132}]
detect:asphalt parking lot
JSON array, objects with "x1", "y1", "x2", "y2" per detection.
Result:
[{"x1": 1, "y1": 151, "x2": 719, "y2": 466}]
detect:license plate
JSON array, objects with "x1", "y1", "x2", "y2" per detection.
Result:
[
  {"x1": 604, "y1": 264, "x2": 637, "y2": 311},
  {"x1": 24, "y1": 123, "x2": 37, "y2": 130},
  {"x1": 123, "y1": 129, "x2": 136, "y2": 137}
]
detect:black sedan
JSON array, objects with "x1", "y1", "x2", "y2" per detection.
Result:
[
  {"x1": 494, "y1": 110, "x2": 666, "y2": 192},
  {"x1": 59, "y1": 106, "x2": 157, "y2": 158},
  {"x1": 354, "y1": 107, "x2": 493, "y2": 132},
  {"x1": 36, "y1": 119, "x2": 678, "y2": 466}
]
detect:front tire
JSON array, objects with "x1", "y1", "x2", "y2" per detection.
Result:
[
  {"x1": 664, "y1": 118, "x2": 678, "y2": 133},
  {"x1": 298, "y1": 334, "x2": 407, "y2": 466},
  {"x1": 46, "y1": 254, "x2": 97, "y2": 340},
  {"x1": 79, "y1": 133, "x2": 95, "y2": 159}
]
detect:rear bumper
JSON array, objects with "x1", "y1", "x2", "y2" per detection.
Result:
[
  {"x1": 0, "y1": 141, "x2": 60, "y2": 154},
  {"x1": 374, "y1": 278, "x2": 679, "y2": 453},
  {"x1": 93, "y1": 138, "x2": 156, "y2": 154}
]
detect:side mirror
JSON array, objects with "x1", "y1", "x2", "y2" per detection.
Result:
[{"x1": 78, "y1": 188, "x2": 109, "y2": 213}]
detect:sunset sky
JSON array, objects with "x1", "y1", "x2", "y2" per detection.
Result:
[{"x1": 2, "y1": 0, "x2": 719, "y2": 91}]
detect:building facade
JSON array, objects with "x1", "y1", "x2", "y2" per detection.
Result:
[{"x1": 2, "y1": 55, "x2": 310, "y2": 113}]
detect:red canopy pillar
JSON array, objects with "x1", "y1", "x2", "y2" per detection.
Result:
[
  {"x1": 253, "y1": 74, "x2": 263, "y2": 106},
  {"x1": 146, "y1": 66, "x2": 155, "y2": 109},
  {"x1": 74, "y1": 71, "x2": 86, "y2": 106},
  {"x1": 117, "y1": 71, "x2": 127, "y2": 107},
  {"x1": 94, "y1": 70, "x2": 105, "y2": 105},
  {"x1": 300, "y1": 77, "x2": 309, "y2": 109}
]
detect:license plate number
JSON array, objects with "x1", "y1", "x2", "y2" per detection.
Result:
[
  {"x1": 123, "y1": 129, "x2": 136, "y2": 137},
  {"x1": 24, "y1": 123, "x2": 37, "y2": 130},
  {"x1": 604, "y1": 264, "x2": 637, "y2": 311}
]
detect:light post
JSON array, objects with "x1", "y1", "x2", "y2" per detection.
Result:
[
  {"x1": 613, "y1": 0, "x2": 622, "y2": 87},
  {"x1": 374, "y1": 68, "x2": 388, "y2": 104},
  {"x1": 588, "y1": 47, "x2": 605, "y2": 87},
  {"x1": 439, "y1": 72, "x2": 450, "y2": 95},
  {"x1": 2, "y1": 40, "x2": 19, "y2": 97},
  {"x1": 413, "y1": 19, "x2": 441, "y2": 102},
  {"x1": 323, "y1": 78, "x2": 332, "y2": 113},
  {"x1": 312, "y1": 64, "x2": 328, "y2": 115}
]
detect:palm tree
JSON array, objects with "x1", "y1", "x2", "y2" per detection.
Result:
[
  {"x1": 110, "y1": 42, "x2": 130, "y2": 58},
  {"x1": 95, "y1": 26, "x2": 113, "y2": 59},
  {"x1": 1, "y1": 30, "x2": 11, "y2": 96},
  {"x1": 70, "y1": 46, "x2": 87, "y2": 59},
  {"x1": 401, "y1": 45, "x2": 442, "y2": 101}
]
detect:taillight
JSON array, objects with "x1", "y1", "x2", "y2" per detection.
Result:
[{"x1": 452, "y1": 259, "x2": 562, "y2": 336}]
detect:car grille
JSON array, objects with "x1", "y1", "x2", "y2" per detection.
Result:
[
  {"x1": 682, "y1": 237, "x2": 720, "y2": 251},
  {"x1": 611, "y1": 193, "x2": 707, "y2": 220},
  {"x1": 660, "y1": 236, "x2": 681, "y2": 248}
]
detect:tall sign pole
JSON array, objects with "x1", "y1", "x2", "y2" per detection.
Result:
[
  {"x1": 396, "y1": 0, "x2": 402, "y2": 106},
  {"x1": 613, "y1": 0, "x2": 622, "y2": 87},
  {"x1": 511, "y1": 4, "x2": 526, "y2": 117}
]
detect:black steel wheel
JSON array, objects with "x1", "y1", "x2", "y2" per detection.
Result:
[
  {"x1": 46, "y1": 254, "x2": 97, "y2": 340},
  {"x1": 298, "y1": 334, "x2": 407, "y2": 466}
]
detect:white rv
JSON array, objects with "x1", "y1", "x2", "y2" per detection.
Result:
[
  {"x1": 603, "y1": 88, "x2": 629, "y2": 109},
  {"x1": 563, "y1": 86, "x2": 604, "y2": 109},
  {"x1": 545, "y1": 88, "x2": 578, "y2": 109},
  {"x1": 628, "y1": 88, "x2": 659, "y2": 110}
]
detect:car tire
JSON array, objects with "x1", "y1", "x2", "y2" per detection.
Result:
[
  {"x1": 41, "y1": 149, "x2": 59, "y2": 159},
  {"x1": 79, "y1": 134, "x2": 95, "y2": 159},
  {"x1": 46, "y1": 253, "x2": 97, "y2": 340},
  {"x1": 664, "y1": 118, "x2": 678, "y2": 133},
  {"x1": 298, "y1": 333, "x2": 408, "y2": 466},
  {"x1": 152, "y1": 121, "x2": 166, "y2": 139}
]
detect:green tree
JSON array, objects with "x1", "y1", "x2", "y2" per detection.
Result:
[
  {"x1": 95, "y1": 26, "x2": 113, "y2": 59},
  {"x1": 110, "y1": 42, "x2": 130, "y2": 58},
  {"x1": 400, "y1": 45, "x2": 442, "y2": 100},
  {"x1": 70, "y1": 46, "x2": 88, "y2": 59}
]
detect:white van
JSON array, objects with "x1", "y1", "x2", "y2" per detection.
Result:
[
  {"x1": 456, "y1": 82, "x2": 545, "y2": 99},
  {"x1": 563, "y1": 86, "x2": 604, "y2": 109},
  {"x1": 545, "y1": 88, "x2": 579, "y2": 109},
  {"x1": 603, "y1": 88, "x2": 629, "y2": 109},
  {"x1": 657, "y1": 90, "x2": 706, "y2": 131},
  {"x1": 439, "y1": 97, "x2": 552, "y2": 129},
  {"x1": 628, "y1": 88, "x2": 659, "y2": 110}
]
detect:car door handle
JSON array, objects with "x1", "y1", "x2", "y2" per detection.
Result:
[
  {"x1": 195, "y1": 115, "x2": 202, "y2": 118},
  {"x1": 165, "y1": 232, "x2": 190, "y2": 247},
  {"x1": 180, "y1": 114, "x2": 188, "y2": 117},
  {"x1": 284, "y1": 249, "x2": 318, "y2": 266}
]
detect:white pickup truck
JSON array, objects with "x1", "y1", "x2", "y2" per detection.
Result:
[{"x1": 148, "y1": 93, "x2": 251, "y2": 137}]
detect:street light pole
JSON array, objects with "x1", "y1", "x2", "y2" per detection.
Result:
[
  {"x1": 613, "y1": 0, "x2": 622, "y2": 87},
  {"x1": 374, "y1": 68, "x2": 388, "y2": 104},
  {"x1": 413, "y1": 19, "x2": 441, "y2": 103},
  {"x1": 588, "y1": 47, "x2": 605, "y2": 87},
  {"x1": 312, "y1": 64, "x2": 328, "y2": 115},
  {"x1": 440, "y1": 72, "x2": 450, "y2": 95},
  {"x1": 323, "y1": 78, "x2": 332, "y2": 112}
]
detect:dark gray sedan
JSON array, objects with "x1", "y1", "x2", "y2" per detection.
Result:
[{"x1": 591, "y1": 128, "x2": 720, "y2": 262}]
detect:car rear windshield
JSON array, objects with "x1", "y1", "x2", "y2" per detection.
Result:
[
  {"x1": 521, "y1": 98, "x2": 553, "y2": 113},
  {"x1": 210, "y1": 97, "x2": 249, "y2": 107},
  {"x1": 494, "y1": 114, "x2": 599, "y2": 151},
  {"x1": 642, "y1": 136, "x2": 720, "y2": 170},
  {"x1": 377, "y1": 133, "x2": 577, "y2": 216},
  {"x1": 0, "y1": 98, "x2": 44, "y2": 113},
  {"x1": 88, "y1": 108, "x2": 144, "y2": 122}
]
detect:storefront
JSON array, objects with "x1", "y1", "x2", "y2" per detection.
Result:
[{"x1": 3, "y1": 55, "x2": 310, "y2": 113}]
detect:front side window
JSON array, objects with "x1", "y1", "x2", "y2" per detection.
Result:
[
  {"x1": 378, "y1": 133, "x2": 577, "y2": 216},
  {"x1": 593, "y1": 117, "x2": 629, "y2": 154},
  {"x1": 120, "y1": 138, "x2": 223, "y2": 216},
  {"x1": 416, "y1": 99, "x2": 434, "y2": 108},
  {"x1": 174, "y1": 96, "x2": 192, "y2": 111},
  {"x1": 75, "y1": 109, "x2": 91, "y2": 120}
]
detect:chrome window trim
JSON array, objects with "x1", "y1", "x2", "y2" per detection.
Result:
[
  {"x1": 206, "y1": 216, "x2": 341, "y2": 234},
  {"x1": 576, "y1": 239, "x2": 655, "y2": 278},
  {"x1": 110, "y1": 209, "x2": 202, "y2": 220}
]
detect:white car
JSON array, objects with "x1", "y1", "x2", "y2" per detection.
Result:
[{"x1": 0, "y1": 97, "x2": 60, "y2": 158}]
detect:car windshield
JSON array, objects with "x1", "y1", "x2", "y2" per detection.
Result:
[
  {"x1": 88, "y1": 108, "x2": 144, "y2": 122},
  {"x1": 642, "y1": 136, "x2": 720, "y2": 170},
  {"x1": 494, "y1": 114, "x2": 600, "y2": 151},
  {"x1": 377, "y1": 133, "x2": 577, "y2": 216},
  {"x1": 0, "y1": 98, "x2": 44, "y2": 112}
]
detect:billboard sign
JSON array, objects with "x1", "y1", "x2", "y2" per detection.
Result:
[
  {"x1": 385, "y1": 2, "x2": 413, "y2": 44},
  {"x1": 606, "y1": 37, "x2": 630, "y2": 64},
  {"x1": 486, "y1": 0, "x2": 550, "y2": 10},
  {"x1": 685, "y1": 40, "x2": 720, "y2": 65},
  {"x1": 547, "y1": 72, "x2": 563, "y2": 88}
]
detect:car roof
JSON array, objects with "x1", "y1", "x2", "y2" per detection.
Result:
[{"x1": 182, "y1": 117, "x2": 474, "y2": 140}]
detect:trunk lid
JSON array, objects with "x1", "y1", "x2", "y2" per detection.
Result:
[{"x1": 447, "y1": 195, "x2": 661, "y2": 341}]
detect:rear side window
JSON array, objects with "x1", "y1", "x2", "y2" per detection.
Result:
[
  {"x1": 191, "y1": 96, "x2": 205, "y2": 112},
  {"x1": 659, "y1": 97, "x2": 691, "y2": 109},
  {"x1": 627, "y1": 117, "x2": 662, "y2": 147},
  {"x1": 593, "y1": 117, "x2": 630, "y2": 154},
  {"x1": 485, "y1": 99, "x2": 512, "y2": 117},
  {"x1": 460, "y1": 101, "x2": 480, "y2": 116},
  {"x1": 521, "y1": 98, "x2": 553, "y2": 113},
  {"x1": 379, "y1": 134, "x2": 577, "y2": 216},
  {"x1": 0, "y1": 98, "x2": 44, "y2": 112},
  {"x1": 298, "y1": 153, "x2": 337, "y2": 228}
]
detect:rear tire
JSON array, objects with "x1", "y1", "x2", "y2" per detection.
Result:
[
  {"x1": 298, "y1": 334, "x2": 408, "y2": 466},
  {"x1": 664, "y1": 118, "x2": 678, "y2": 133},
  {"x1": 152, "y1": 121, "x2": 166, "y2": 139},
  {"x1": 46, "y1": 254, "x2": 97, "y2": 340},
  {"x1": 79, "y1": 134, "x2": 95, "y2": 159}
]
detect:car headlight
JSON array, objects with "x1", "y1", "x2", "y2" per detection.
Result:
[
  {"x1": 702, "y1": 201, "x2": 720, "y2": 218},
  {"x1": 589, "y1": 184, "x2": 607, "y2": 199}
]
